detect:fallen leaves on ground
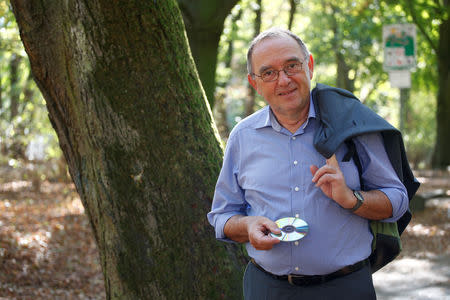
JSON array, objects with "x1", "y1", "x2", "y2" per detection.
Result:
[
  {"x1": 0, "y1": 170, "x2": 448, "y2": 299},
  {"x1": 0, "y1": 180, "x2": 105, "y2": 299}
]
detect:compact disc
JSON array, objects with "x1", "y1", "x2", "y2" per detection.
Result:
[{"x1": 270, "y1": 217, "x2": 309, "y2": 242}]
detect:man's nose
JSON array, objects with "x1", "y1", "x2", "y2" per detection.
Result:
[{"x1": 277, "y1": 70, "x2": 291, "y2": 85}]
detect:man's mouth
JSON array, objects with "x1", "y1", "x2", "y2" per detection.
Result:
[{"x1": 278, "y1": 88, "x2": 297, "y2": 96}]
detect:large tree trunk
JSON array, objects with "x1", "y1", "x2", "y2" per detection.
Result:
[
  {"x1": 432, "y1": 14, "x2": 450, "y2": 168},
  {"x1": 178, "y1": 0, "x2": 239, "y2": 108},
  {"x1": 11, "y1": 1, "x2": 246, "y2": 298}
]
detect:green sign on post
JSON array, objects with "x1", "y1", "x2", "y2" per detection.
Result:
[{"x1": 383, "y1": 24, "x2": 416, "y2": 71}]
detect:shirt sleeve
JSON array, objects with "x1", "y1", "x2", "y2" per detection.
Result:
[
  {"x1": 354, "y1": 132, "x2": 409, "y2": 222},
  {"x1": 207, "y1": 132, "x2": 247, "y2": 241}
]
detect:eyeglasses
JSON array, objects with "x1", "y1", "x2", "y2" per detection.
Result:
[{"x1": 251, "y1": 57, "x2": 308, "y2": 82}]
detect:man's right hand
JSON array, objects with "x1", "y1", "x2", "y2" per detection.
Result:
[{"x1": 224, "y1": 215, "x2": 281, "y2": 250}]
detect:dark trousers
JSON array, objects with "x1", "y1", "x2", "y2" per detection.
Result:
[{"x1": 243, "y1": 261, "x2": 377, "y2": 300}]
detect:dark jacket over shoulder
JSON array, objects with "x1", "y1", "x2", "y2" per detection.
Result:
[{"x1": 311, "y1": 83, "x2": 420, "y2": 235}]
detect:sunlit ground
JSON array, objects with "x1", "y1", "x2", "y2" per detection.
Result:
[
  {"x1": 0, "y1": 180, "x2": 105, "y2": 299},
  {"x1": 373, "y1": 172, "x2": 450, "y2": 300}
]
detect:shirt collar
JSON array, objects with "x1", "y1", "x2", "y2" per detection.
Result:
[{"x1": 253, "y1": 94, "x2": 316, "y2": 131}]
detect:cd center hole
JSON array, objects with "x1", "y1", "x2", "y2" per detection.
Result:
[{"x1": 282, "y1": 225, "x2": 295, "y2": 233}]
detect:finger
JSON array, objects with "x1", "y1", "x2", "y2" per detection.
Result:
[
  {"x1": 264, "y1": 220, "x2": 281, "y2": 234},
  {"x1": 310, "y1": 165, "x2": 319, "y2": 176},
  {"x1": 250, "y1": 231, "x2": 280, "y2": 250},
  {"x1": 315, "y1": 172, "x2": 338, "y2": 187},
  {"x1": 311, "y1": 164, "x2": 336, "y2": 183}
]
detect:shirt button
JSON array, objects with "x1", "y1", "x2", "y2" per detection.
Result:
[
  {"x1": 294, "y1": 187, "x2": 299, "y2": 192},
  {"x1": 295, "y1": 214, "x2": 299, "y2": 218},
  {"x1": 294, "y1": 241, "x2": 299, "y2": 246},
  {"x1": 295, "y1": 267, "x2": 299, "y2": 271},
  {"x1": 293, "y1": 160, "x2": 298, "y2": 165},
  {"x1": 292, "y1": 136, "x2": 296, "y2": 140}
]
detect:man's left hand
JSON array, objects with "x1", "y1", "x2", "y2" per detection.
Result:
[{"x1": 310, "y1": 154, "x2": 355, "y2": 209}]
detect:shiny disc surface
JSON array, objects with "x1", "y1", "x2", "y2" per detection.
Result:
[{"x1": 270, "y1": 217, "x2": 309, "y2": 242}]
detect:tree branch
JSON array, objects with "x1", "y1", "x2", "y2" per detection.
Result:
[{"x1": 405, "y1": 0, "x2": 439, "y2": 53}]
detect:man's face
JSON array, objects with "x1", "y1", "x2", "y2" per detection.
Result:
[{"x1": 248, "y1": 35, "x2": 314, "y2": 119}]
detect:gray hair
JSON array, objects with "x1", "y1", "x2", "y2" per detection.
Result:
[{"x1": 247, "y1": 28, "x2": 310, "y2": 75}]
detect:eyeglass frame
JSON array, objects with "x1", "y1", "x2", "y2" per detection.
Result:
[{"x1": 250, "y1": 56, "x2": 309, "y2": 82}]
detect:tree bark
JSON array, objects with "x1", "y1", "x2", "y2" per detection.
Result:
[
  {"x1": 11, "y1": 1, "x2": 246, "y2": 299},
  {"x1": 432, "y1": 14, "x2": 450, "y2": 168},
  {"x1": 178, "y1": 0, "x2": 239, "y2": 108}
]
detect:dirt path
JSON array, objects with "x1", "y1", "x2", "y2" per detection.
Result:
[
  {"x1": 373, "y1": 170, "x2": 450, "y2": 300},
  {"x1": 373, "y1": 199, "x2": 450, "y2": 299}
]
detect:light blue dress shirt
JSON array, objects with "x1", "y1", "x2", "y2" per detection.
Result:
[{"x1": 207, "y1": 98, "x2": 408, "y2": 276}]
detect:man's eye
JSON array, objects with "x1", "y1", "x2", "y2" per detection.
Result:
[
  {"x1": 286, "y1": 63, "x2": 299, "y2": 70},
  {"x1": 262, "y1": 70, "x2": 274, "y2": 77}
]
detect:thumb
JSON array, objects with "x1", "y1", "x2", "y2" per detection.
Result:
[
  {"x1": 266, "y1": 220, "x2": 281, "y2": 234},
  {"x1": 326, "y1": 154, "x2": 339, "y2": 168}
]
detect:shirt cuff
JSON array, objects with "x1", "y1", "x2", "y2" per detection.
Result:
[
  {"x1": 378, "y1": 187, "x2": 408, "y2": 223},
  {"x1": 213, "y1": 212, "x2": 244, "y2": 243}
]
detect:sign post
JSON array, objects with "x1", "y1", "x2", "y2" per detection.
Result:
[{"x1": 383, "y1": 24, "x2": 416, "y2": 132}]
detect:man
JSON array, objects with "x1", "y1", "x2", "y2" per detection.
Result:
[{"x1": 207, "y1": 28, "x2": 408, "y2": 299}]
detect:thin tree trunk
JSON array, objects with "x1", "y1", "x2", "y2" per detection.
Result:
[
  {"x1": 288, "y1": 0, "x2": 298, "y2": 31},
  {"x1": 0, "y1": 74, "x2": 3, "y2": 111},
  {"x1": 11, "y1": 1, "x2": 246, "y2": 298},
  {"x1": 432, "y1": 15, "x2": 450, "y2": 168},
  {"x1": 23, "y1": 70, "x2": 34, "y2": 101},
  {"x1": 214, "y1": 91, "x2": 230, "y2": 140},
  {"x1": 178, "y1": 0, "x2": 239, "y2": 108},
  {"x1": 225, "y1": 7, "x2": 242, "y2": 69},
  {"x1": 329, "y1": 3, "x2": 354, "y2": 93},
  {"x1": 399, "y1": 88, "x2": 411, "y2": 133},
  {"x1": 402, "y1": 0, "x2": 449, "y2": 168},
  {"x1": 9, "y1": 53, "x2": 20, "y2": 121},
  {"x1": 245, "y1": 0, "x2": 262, "y2": 117}
]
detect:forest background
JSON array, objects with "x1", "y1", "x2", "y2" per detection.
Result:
[
  {"x1": 1, "y1": 0, "x2": 448, "y2": 173},
  {"x1": 0, "y1": 0, "x2": 449, "y2": 299}
]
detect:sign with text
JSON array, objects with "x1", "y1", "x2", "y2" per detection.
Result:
[
  {"x1": 383, "y1": 24, "x2": 416, "y2": 71},
  {"x1": 389, "y1": 70, "x2": 411, "y2": 88}
]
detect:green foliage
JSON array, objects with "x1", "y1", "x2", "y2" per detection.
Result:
[
  {"x1": 214, "y1": 0, "x2": 440, "y2": 167},
  {"x1": 402, "y1": 90, "x2": 437, "y2": 168},
  {"x1": 2, "y1": 0, "x2": 441, "y2": 168},
  {"x1": 0, "y1": 1, "x2": 62, "y2": 170}
]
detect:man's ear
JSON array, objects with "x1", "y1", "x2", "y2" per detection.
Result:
[
  {"x1": 248, "y1": 73, "x2": 258, "y2": 92},
  {"x1": 308, "y1": 54, "x2": 314, "y2": 80}
]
